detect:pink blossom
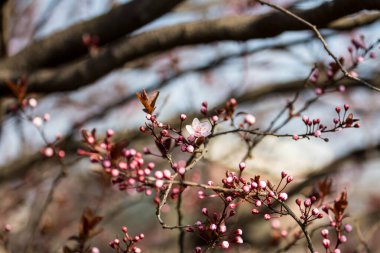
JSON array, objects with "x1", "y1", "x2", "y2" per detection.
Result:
[
  {"x1": 221, "y1": 241, "x2": 229, "y2": 249},
  {"x1": 186, "y1": 118, "x2": 212, "y2": 137},
  {"x1": 244, "y1": 114, "x2": 256, "y2": 125}
]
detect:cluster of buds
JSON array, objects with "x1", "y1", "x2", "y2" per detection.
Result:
[
  {"x1": 21, "y1": 97, "x2": 51, "y2": 128},
  {"x1": 186, "y1": 208, "x2": 243, "y2": 251},
  {"x1": 78, "y1": 129, "x2": 159, "y2": 195},
  {"x1": 200, "y1": 168, "x2": 294, "y2": 222},
  {"x1": 40, "y1": 133, "x2": 65, "y2": 158},
  {"x1": 292, "y1": 104, "x2": 359, "y2": 142},
  {"x1": 348, "y1": 35, "x2": 377, "y2": 63},
  {"x1": 319, "y1": 223, "x2": 351, "y2": 253},
  {"x1": 109, "y1": 226, "x2": 143, "y2": 253},
  {"x1": 295, "y1": 196, "x2": 324, "y2": 223},
  {"x1": 333, "y1": 104, "x2": 360, "y2": 128},
  {"x1": 140, "y1": 112, "x2": 212, "y2": 156}
]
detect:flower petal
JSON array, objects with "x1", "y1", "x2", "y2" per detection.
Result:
[
  {"x1": 192, "y1": 118, "x2": 200, "y2": 128},
  {"x1": 186, "y1": 125, "x2": 195, "y2": 135}
]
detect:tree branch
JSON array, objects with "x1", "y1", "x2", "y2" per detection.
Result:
[
  {"x1": 1, "y1": 0, "x2": 379, "y2": 96},
  {"x1": 0, "y1": 0, "x2": 184, "y2": 70}
]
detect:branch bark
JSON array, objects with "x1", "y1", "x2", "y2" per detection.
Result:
[{"x1": 0, "y1": 0, "x2": 184, "y2": 70}]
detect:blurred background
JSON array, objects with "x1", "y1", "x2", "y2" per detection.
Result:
[{"x1": 0, "y1": 0, "x2": 379, "y2": 252}]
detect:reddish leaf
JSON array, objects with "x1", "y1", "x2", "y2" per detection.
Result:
[
  {"x1": 344, "y1": 113, "x2": 359, "y2": 127},
  {"x1": 136, "y1": 89, "x2": 160, "y2": 114},
  {"x1": 5, "y1": 77, "x2": 28, "y2": 102},
  {"x1": 332, "y1": 191, "x2": 348, "y2": 220},
  {"x1": 110, "y1": 139, "x2": 129, "y2": 161}
]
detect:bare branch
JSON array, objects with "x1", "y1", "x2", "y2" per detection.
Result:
[{"x1": 0, "y1": 0, "x2": 185, "y2": 70}]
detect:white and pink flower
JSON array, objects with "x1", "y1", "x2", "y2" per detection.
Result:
[{"x1": 186, "y1": 118, "x2": 212, "y2": 137}]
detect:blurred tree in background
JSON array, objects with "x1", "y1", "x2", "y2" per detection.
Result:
[{"x1": 0, "y1": 0, "x2": 380, "y2": 252}]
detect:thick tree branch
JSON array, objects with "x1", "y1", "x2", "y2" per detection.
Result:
[
  {"x1": 0, "y1": 0, "x2": 379, "y2": 96},
  {"x1": 0, "y1": 0, "x2": 184, "y2": 70}
]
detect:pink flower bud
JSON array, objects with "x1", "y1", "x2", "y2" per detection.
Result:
[
  {"x1": 33, "y1": 117, "x2": 43, "y2": 127},
  {"x1": 344, "y1": 104, "x2": 350, "y2": 110},
  {"x1": 356, "y1": 56, "x2": 364, "y2": 62},
  {"x1": 163, "y1": 169, "x2": 171, "y2": 179},
  {"x1": 264, "y1": 214, "x2": 271, "y2": 220},
  {"x1": 43, "y1": 147, "x2": 54, "y2": 157},
  {"x1": 338, "y1": 85, "x2": 346, "y2": 92},
  {"x1": 155, "y1": 179, "x2": 164, "y2": 188},
  {"x1": 295, "y1": 198, "x2": 302, "y2": 206},
  {"x1": 251, "y1": 208, "x2": 259, "y2": 214},
  {"x1": 312, "y1": 208, "x2": 319, "y2": 216},
  {"x1": 243, "y1": 185, "x2": 251, "y2": 192},
  {"x1": 287, "y1": 176, "x2": 293, "y2": 183},
  {"x1": 349, "y1": 71, "x2": 358, "y2": 78},
  {"x1": 194, "y1": 246, "x2": 202, "y2": 253},
  {"x1": 107, "y1": 129, "x2": 114, "y2": 137},
  {"x1": 279, "y1": 192, "x2": 288, "y2": 201},
  {"x1": 344, "y1": 224, "x2": 353, "y2": 233},
  {"x1": 221, "y1": 241, "x2": 229, "y2": 249},
  {"x1": 219, "y1": 225, "x2": 227, "y2": 233},
  {"x1": 91, "y1": 247, "x2": 100, "y2": 253},
  {"x1": 235, "y1": 236, "x2": 243, "y2": 244},
  {"x1": 255, "y1": 200, "x2": 262, "y2": 207},
  {"x1": 209, "y1": 224, "x2": 217, "y2": 231},
  {"x1": 314, "y1": 130, "x2": 322, "y2": 137},
  {"x1": 339, "y1": 235, "x2": 347, "y2": 243},
  {"x1": 244, "y1": 114, "x2": 256, "y2": 125},
  {"x1": 281, "y1": 171, "x2": 287, "y2": 178},
  {"x1": 4, "y1": 224, "x2": 11, "y2": 232},
  {"x1": 178, "y1": 167, "x2": 186, "y2": 175},
  {"x1": 259, "y1": 180, "x2": 267, "y2": 189},
  {"x1": 154, "y1": 171, "x2": 163, "y2": 179},
  {"x1": 271, "y1": 219, "x2": 281, "y2": 229},
  {"x1": 239, "y1": 162, "x2": 246, "y2": 171},
  {"x1": 111, "y1": 169, "x2": 119, "y2": 177},
  {"x1": 315, "y1": 87, "x2": 323, "y2": 96},
  {"x1": 322, "y1": 238, "x2": 330, "y2": 249},
  {"x1": 211, "y1": 115, "x2": 219, "y2": 122},
  {"x1": 28, "y1": 98, "x2": 38, "y2": 108},
  {"x1": 292, "y1": 134, "x2": 299, "y2": 141},
  {"x1": 335, "y1": 106, "x2": 341, "y2": 113},
  {"x1": 186, "y1": 145, "x2": 194, "y2": 153},
  {"x1": 180, "y1": 114, "x2": 187, "y2": 121},
  {"x1": 304, "y1": 198, "x2": 311, "y2": 207},
  {"x1": 321, "y1": 229, "x2": 329, "y2": 238}
]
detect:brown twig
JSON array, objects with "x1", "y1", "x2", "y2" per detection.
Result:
[{"x1": 256, "y1": 0, "x2": 380, "y2": 92}]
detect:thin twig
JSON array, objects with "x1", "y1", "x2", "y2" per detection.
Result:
[{"x1": 256, "y1": 0, "x2": 380, "y2": 92}]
